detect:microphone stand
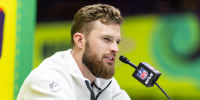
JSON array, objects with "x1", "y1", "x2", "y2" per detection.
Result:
[{"x1": 154, "y1": 81, "x2": 172, "y2": 100}]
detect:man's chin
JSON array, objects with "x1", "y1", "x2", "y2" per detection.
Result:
[{"x1": 96, "y1": 68, "x2": 115, "y2": 79}]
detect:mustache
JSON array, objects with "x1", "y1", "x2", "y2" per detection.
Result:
[{"x1": 104, "y1": 53, "x2": 116, "y2": 57}]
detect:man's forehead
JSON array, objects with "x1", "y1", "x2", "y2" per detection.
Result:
[{"x1": 87, "y1": 20, "x2": 121, "y2": 37}]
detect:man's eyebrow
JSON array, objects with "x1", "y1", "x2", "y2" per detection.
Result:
[{"x1": 101, "y1": 35, "x2": 114, "y2": 38}]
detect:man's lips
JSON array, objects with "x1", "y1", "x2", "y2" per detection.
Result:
[{"x1": 104, "y1": 55, "x2": 115, "y2": 64}]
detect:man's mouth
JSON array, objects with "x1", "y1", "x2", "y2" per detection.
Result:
[{"x1": 104, "y1": 55, "x2": 115, "y2": 64}]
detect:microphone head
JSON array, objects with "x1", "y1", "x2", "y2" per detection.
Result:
[{"x1": 119, "y1": 55, "x2": 129, "y2": 64}]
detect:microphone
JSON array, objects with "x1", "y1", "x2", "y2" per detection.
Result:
[
  {"x1": 119, "y1": 55, "x2": 137, "y2": 69},
  {"x1": 119, "y1": 55, "x2": 172, "y2": 100},
  {"x1": 119, "y1": 55, "x2": 161, "y2": 87}
]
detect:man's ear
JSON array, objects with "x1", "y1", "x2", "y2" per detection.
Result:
[{"x1": 73, "y1": 33, "x2": 85, "y2": 49}]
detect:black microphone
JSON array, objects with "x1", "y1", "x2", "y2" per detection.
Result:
[
  {"x1": 119, "y1": 55, "x2": 161, "y2": 87},
  {"x1": 119, "y1": 55, "x2": 137, "y2": 69},
  {"x1": 119, "y1": 55, "x2": 172, "y2": 100}
]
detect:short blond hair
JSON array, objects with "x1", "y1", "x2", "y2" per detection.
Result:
[{"x1": 71, "y1": 4, "x2": 123, "y2": 47}]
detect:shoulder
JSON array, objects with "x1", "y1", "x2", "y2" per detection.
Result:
[
  {"x1": 24, "y1": 66, "x2": 72, "y2": 90},
  {"x1": 22, "y1": 50, "x2": 74, "y2": 93},
  {"x1": 18, "y1": 66, "x2": 75, "y2": 99},
  {"x1": 24, "y1": 49, "x2": 80, "y2": 89},
  {"x1": 17, "y1": 50, "x2": 80, "y2": 99}
]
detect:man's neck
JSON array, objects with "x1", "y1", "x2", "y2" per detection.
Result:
[{"x1": 71, "y1": 48, "x2": 96, "y2": 83}]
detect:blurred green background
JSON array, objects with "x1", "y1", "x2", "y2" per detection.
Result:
[{"x1": 1, "y1": 0, "x2": 200, "y2": 100}]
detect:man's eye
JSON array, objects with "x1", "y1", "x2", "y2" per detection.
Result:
[
  {"x1": 116, "y1": 40, "x2": 120, "y2": 44},
  {"x1": 104, "y1": 38, "x2": 111, "y2": 41}
]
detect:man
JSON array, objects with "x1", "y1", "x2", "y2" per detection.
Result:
[{"x1": 17, "y1": 4, "x2": 131, "y2": 100}]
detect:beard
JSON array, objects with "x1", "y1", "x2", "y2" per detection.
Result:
[{"x1": 82, "y1": 42, "x2": 115, "y2": 79}]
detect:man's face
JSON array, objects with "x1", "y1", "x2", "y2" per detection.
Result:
[{"x1": 82, "y1": 20, "x2": 121, "y2": 79}]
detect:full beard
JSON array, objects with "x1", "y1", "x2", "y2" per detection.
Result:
[{"x1": 82, "y1": 42, "x2": 115, "y2": 79}]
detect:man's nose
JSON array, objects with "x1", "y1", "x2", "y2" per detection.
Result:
[{"x1": 110, "y1": 42, "x2": 119, "y2": 53}]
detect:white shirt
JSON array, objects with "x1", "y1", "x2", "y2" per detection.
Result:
[{"x1": 17, "y1": 49, "x2": 131, "y2": 100}]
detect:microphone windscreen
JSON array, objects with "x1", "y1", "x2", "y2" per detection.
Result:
[{"x1": 119, "y1": 55, "x2": 129, "y2": 64}]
